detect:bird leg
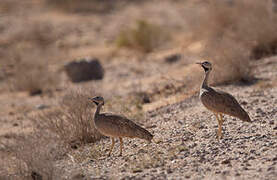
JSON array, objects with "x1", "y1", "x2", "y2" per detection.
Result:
[
  {"x1": 108, "y1": 138, "x2": 115, "y2": 156},
  {"x1": 119, "y1": 138, "x2": 123, "y2": 156},
  {"x1": 218, "y1": 113, "x2": 224, "y2": 139},
  {"x1": 214, "y1": 113, "x2": 223, "y2": 140},
  {"x1": 219, "y1": 113, "x2": 224, "y2": 123}
]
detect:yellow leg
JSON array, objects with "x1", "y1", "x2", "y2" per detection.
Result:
[
  {"x1": 218, "y1": 113, "x2": 224, "y2": 139},
  {"x1": 220, "y1": 113, "x2": 224, "y2": 123},
  {"x1": 214, "y1": 113, "x2": 222, "y2": 140},
  {"x1": 119, "y1": 138, "x2": 123, "y2": 156},
  {"x1": 108, "y1": 138, "x2": 115, "y2": 156}
]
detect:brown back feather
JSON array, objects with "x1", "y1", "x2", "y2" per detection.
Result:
[
  {"x1": 95, "y1": 113, "x2": 153, "y2": 141},
  {"x1": 201, "y1": 87, "x2": 251, "y2": 122}
]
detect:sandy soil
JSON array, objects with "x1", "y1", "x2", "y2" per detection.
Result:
[
  {"x1": 1, "y1": 1, "x2": 277, "y2": 179},
  {"x1": 55, "y1": 57, "x2": 277, "y2": 179}
]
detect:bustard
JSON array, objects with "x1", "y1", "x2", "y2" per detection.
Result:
[
  {"x1": 89, "y1": 96, "x2": 153, "y2": 156},
  {"x1": 196, "y1": 61, "x2": 251, "y2": 139}
]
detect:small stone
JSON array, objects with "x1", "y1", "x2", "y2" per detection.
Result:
[
  {"x1": 36, "y1": 104, "x2": 49, "y2": 110},
  {"x1": 241, "y1": 101, "x2": 248, "y2": 105},
  {"x1": 166, "y1": 168, "x2": 173, "y2": 174},
  {"x1": 72, "y1": 173, "x2": 85, "y2": 180},
  {"x1": 221, "y1": 159, "x2": 231, "y2": 164},
  {"x1": 132, "y1": 168, "x2": 143, "y2": 173},
  {"x1": 138, "y1": 149, "x2": 147, "y2": 154},
  {"x1": 8, "y1": 111, "x2": 14, "y2": 116}
]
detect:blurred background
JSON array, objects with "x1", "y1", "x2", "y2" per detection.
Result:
[
  {"x1": 0, "y1": 0, "x2": 277, "y2": 178},
  {"x1": 1, "y1": 0, "x2": 277, "y2": 102}
]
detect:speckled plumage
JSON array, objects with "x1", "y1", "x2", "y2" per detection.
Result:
[
  {"x1": 197, "y1": 61, "x2": 251, "y2": 139},
  {"x1": 94, "y1": 113, "x2": 153, "y2": 141},
  {"x1": 90, "y1": 96, "x2": 153, "y2": 156}
]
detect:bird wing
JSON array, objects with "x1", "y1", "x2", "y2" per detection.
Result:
[
  {"x1": 97, "y1": 113, "x2": 146, "y2": 138},
  {"x1": 201, "y1": 87, "x2": 247, "y2": 119}
]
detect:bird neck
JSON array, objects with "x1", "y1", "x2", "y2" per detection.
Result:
[
  {"x1": 201, "y1": 70, "x2": 211, "y2": 88},
  {"x1": 95, "y1": 103, "x2": 103, "y2": 117}
]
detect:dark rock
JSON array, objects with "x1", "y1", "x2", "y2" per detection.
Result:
[
  {"x1": 166, "y1": 168, "x2": 173, "y2": 174},
  {"x1": 64, "y1": 58, "x2": 104, "y2": 83},
  {"x1": 269, "y1": 120, "x2": 274, "y2": 125},
  {"x1": 29, "y1": 89, "x2": 42, "y2": 96},
  {"x1": 221, "y1": 159, "x2": 231, "y2": 164},
  {"x1": 72, "y1": 173, "x2": 85, "y2": 180},
  {"x1": 132, "y1": 168, "x2": 143, "y2": 173},
  {"x1": 31, "y1": 171, "x2": 42, "y2": 180},
  {"x1": 164, "y1": 54, "x2": 181, "y2": 63},
  {"x1": 241, "y1": 101, "x2": 248, "y2": 105}
]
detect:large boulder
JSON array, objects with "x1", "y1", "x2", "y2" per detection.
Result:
[{"x1": 64, "y1": 58, "x2": 104, "y2": 83}]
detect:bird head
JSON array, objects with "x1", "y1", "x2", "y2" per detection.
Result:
[
  {"x1": 196, "y1": 61, "x2": 212, "y2": 72},
  {"x1": 89, "y1": 96, "x2": 104, "y2": 106}
]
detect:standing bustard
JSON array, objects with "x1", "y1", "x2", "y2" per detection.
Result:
[
  {"x1": 196, "y1": 61, "x2": 251, "y2": 139},
  {"x1": 89, "y1": 96, "x2": 153, "y2": 156}
]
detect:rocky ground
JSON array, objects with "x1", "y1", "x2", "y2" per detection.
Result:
[
  {"x1": 56, "y1": 57, "x2": 277, "y2": 179},
  {"x1": 1, "y1": 1, "x2": 277, "y2": 179}
]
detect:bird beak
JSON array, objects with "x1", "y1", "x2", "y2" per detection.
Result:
[
  {"x1": 196, "y1": 62, "x2": 202, "y2": 65},
  {"x1": 88, "y1": 97, "x2": 98, "y2": 105}
]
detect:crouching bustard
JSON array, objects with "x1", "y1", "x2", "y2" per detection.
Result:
[
  {"x1": 89, "y1": 96, "x2": 153, "y2": 156},
  {"x1": 196, "y1": 61, "x2": 251, "y2": 139}
]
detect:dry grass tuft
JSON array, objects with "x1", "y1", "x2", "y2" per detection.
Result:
[
  {"x1": 188, "y1": 0, "x2": 277, "y2": 83},
  {"x1": 2, "y1": 132, "x2": 65, "y2": 179},
  {"x1": 10, "y1": 58, "x2": 59, "y2": 95},
  {"x1": 1, "y1": 21, "x2": 60, "y2": 94},
  {"x1": 115, "y1": 20, "x2": 170, "y2": 53},
  {"x1": 46, "y1": 0, "x2": 116, "y2": 14},
  {"x1": 38, "y1": 91, "x2": 103, "y2": 147}
]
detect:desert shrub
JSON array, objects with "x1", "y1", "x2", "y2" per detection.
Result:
[
  {"x1": 37, "y1": 89, "x2": 147, "y2": 148},
  {"x1": 46, "y1": 0, "x2": 115, "y2": 13},
  {"x1": 188, "y1": 0, "x2": 277, "y2": 82},
  {"x1": 9, "y1": 58, "x2": 59, "y2": 95},
  {"x1": 2, "y1": 21, "x2": 60, "y2": 95},
  {"x1": 2, "y1": 132, "x2": 65, "y2": 179},
  {"x1": 38, "y1": 91, "x2": 103, "y2": 147},
  {"x1": 115, "y1": 20, "x2": 170, "y2": 53}
]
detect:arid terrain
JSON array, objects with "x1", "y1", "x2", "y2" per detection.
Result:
[{"x1": 0, "y1": 0, "x2": 277, "y2": 179}]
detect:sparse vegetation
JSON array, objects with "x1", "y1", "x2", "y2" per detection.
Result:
[
  {"x1": 46, "y1": 0, "x2": 116, "y2": 13},
  {"x1": 38, "y1": 91, "x2": 103, "y2": 147},
  {"x1": 115, "y1": 20, "x2": 169, "y2": 53},
  {"x1": 188, "y1": 0, "x2": 277, "y2": 83},
  {"x1": 2, "y1": 131, "x2": 65, "y2": 179},
  {"x1": 1, "y1": 0, "x2": 277, "y2": 179},
  {"x1": 10, "y1": 59, "x2": 59, "y2": 95},
  {"x1": 2, "y1": 21, "x2": 60, "y2": 95}
]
